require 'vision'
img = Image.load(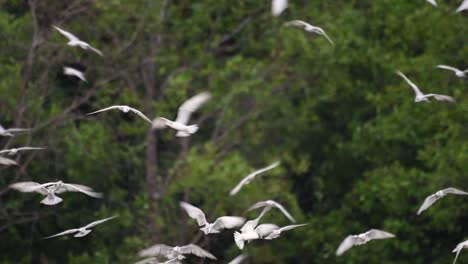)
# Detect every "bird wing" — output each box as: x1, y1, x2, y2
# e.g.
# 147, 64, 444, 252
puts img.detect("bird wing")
85, 216, 117, 229
285, 20, 309, 29
396, 71, 425, 97
228, 254, 248, 264
417, 193, 440, 215
129, 107, 153, 124
151, 117, 169, 130
5, 128, 30, 133
9, 182, 47, 194
250, 161, 281, 177
321, 31, 335, 46
53, 25, 79, 42
229, 176, 251, 196
175, 92, 211, 125
179, 201, 207, 226
134, 257, 159, 264
44, 228, 80, 239
277, 223, 308, 233
444, 188, 468, 196
87, 45, 104, 56
179, 244, 217, 260
456, 0, 468, 12
86, 106, 122, 115
139, 244, 174, 258
437, 65, 460, 73
271, 200, 296, 222
0, 156, 17, 166
336, 235, 357, 256
254, 223, 279, 237
366, 229, 396, 240
426, 0, 438, 7
16, 147, 46, 152
59, 183, 103, 198
241, 207, 271, 233
425, 94, 455, 102
212, 216, 246, 230
272, 0, 288, 16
